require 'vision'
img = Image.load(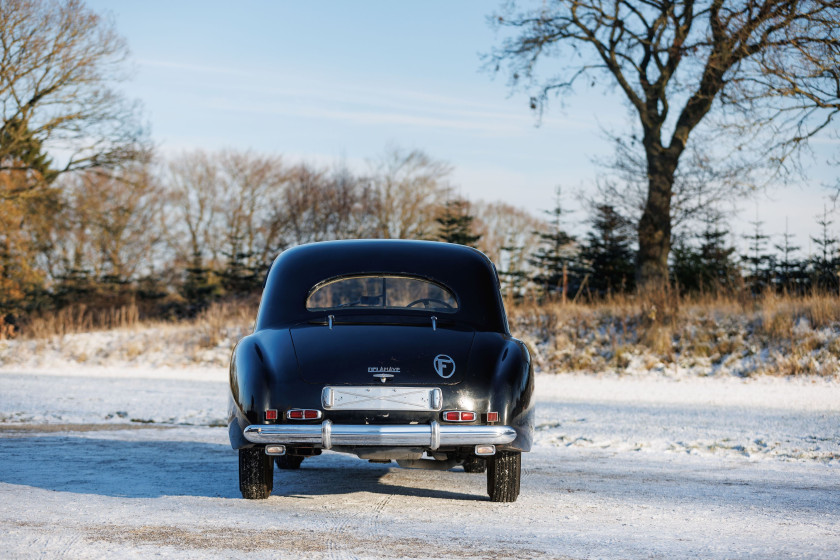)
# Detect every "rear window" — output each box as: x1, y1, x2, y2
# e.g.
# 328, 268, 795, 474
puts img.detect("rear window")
306, 275, 458, 312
